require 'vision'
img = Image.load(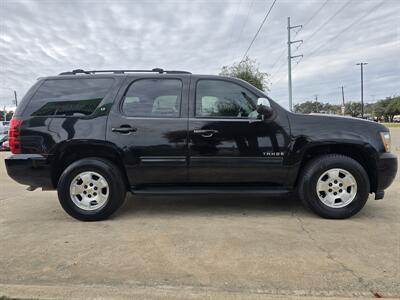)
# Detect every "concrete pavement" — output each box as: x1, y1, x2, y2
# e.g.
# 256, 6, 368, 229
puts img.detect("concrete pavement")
0, 129, 399, 299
